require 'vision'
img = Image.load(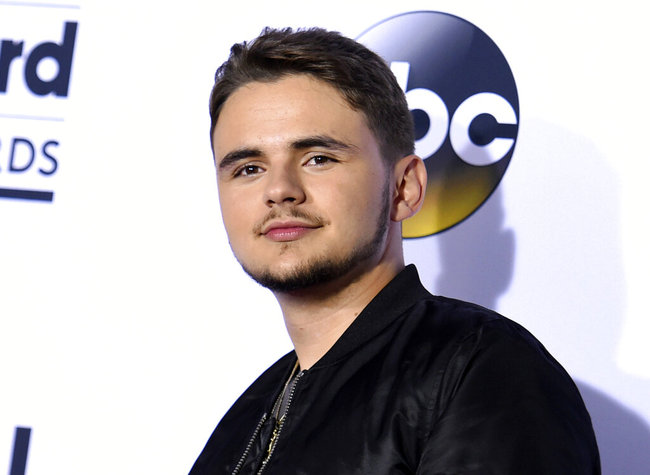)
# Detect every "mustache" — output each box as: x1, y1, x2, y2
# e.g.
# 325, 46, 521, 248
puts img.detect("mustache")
253, 208, 327, 234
